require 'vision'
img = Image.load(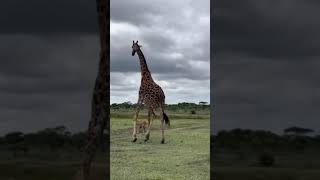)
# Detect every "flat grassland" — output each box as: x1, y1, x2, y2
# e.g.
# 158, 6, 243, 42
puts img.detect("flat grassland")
213, 167, 320, 180
110, 110, 210, 180
0, 151, 106, 180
